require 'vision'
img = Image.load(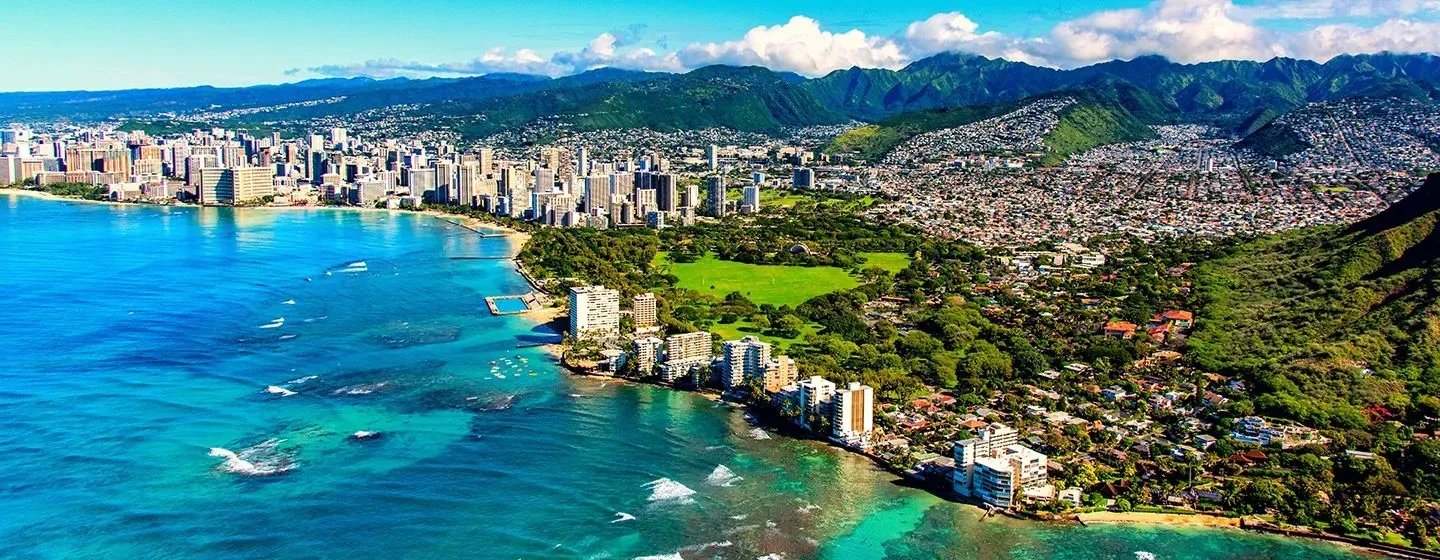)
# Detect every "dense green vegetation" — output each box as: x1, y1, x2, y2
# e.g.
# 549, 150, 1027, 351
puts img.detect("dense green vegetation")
436, 66, 845, 139
32, 182, 109, 200
1040, 95, 1158, 166
1190, 173, 1440, 432
823, 103, 1016, 160
1235, 121, 1312, 159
